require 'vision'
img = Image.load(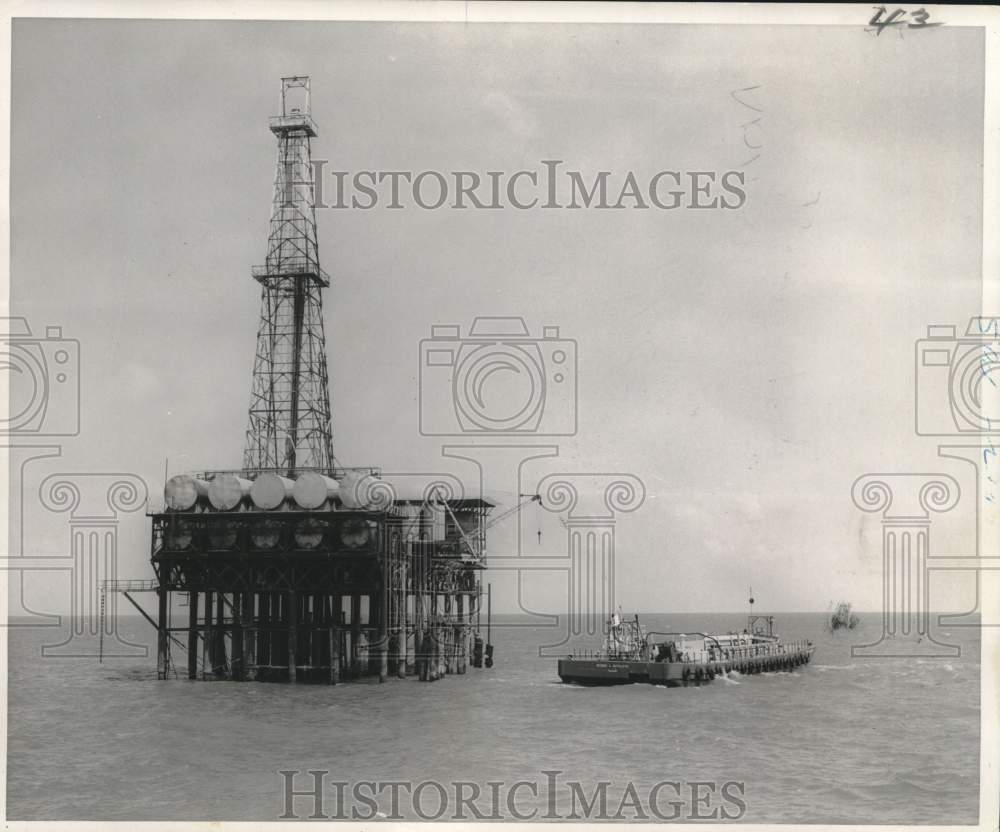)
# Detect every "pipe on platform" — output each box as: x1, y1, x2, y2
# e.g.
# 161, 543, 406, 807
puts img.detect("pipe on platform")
208, 474, 252, 511
164, 474, 209, 511
291, 472, 340, 509
250, 473, 294, 510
